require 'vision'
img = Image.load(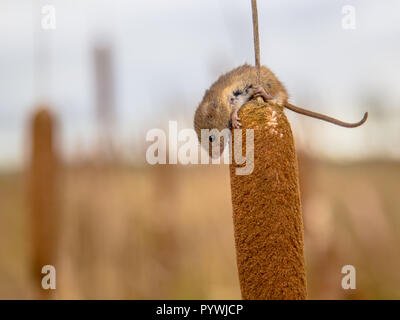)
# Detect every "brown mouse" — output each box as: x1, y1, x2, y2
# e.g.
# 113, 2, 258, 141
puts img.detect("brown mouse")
194, 63, 367, 157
